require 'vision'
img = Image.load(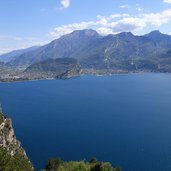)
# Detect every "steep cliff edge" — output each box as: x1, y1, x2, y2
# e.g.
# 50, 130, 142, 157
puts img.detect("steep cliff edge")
0, 112, 33, 171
